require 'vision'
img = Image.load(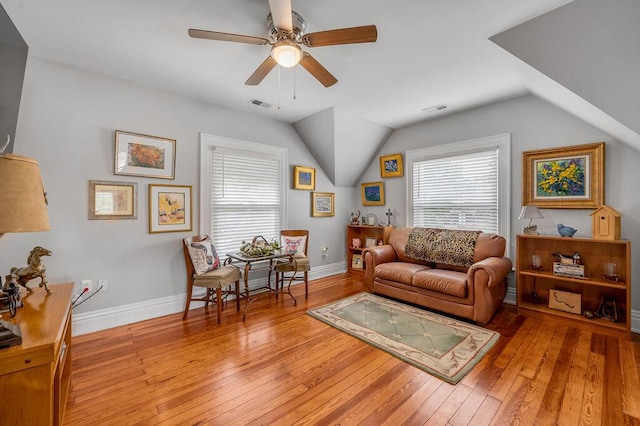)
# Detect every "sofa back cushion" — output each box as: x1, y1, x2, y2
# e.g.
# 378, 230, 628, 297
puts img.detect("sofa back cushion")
388, 227, 506, 270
